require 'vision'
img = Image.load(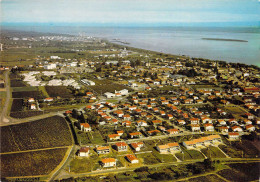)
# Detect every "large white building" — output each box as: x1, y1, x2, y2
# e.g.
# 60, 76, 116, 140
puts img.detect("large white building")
44, 63, 56, 70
